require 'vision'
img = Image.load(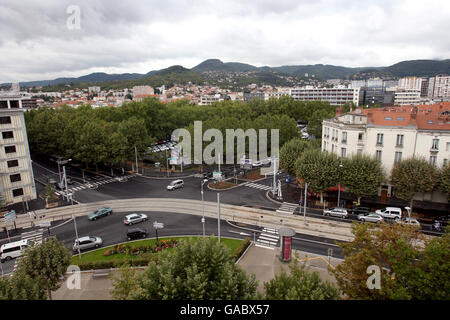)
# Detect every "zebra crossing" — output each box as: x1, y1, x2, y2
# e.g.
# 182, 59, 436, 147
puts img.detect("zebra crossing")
276, 202, 299, 215
12, 229, 44, 272
54, 175, 132, 196
255, 227, 279, 249
242, 182, 272, 191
